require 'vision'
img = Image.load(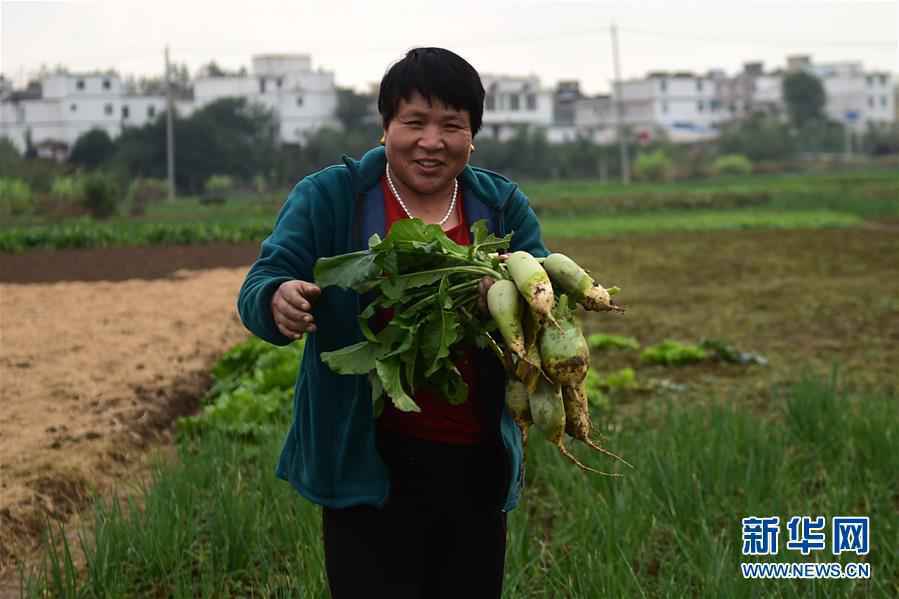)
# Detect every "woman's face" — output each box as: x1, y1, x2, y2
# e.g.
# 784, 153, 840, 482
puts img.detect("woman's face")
384, 91, 473, 199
